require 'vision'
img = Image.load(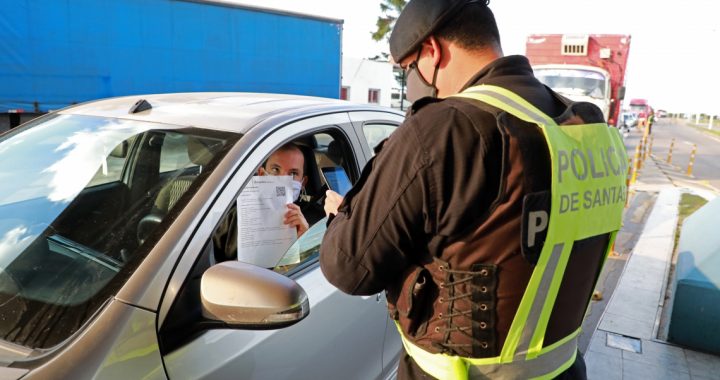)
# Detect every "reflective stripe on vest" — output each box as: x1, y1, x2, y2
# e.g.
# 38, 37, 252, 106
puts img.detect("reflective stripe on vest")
398, 85, 628, 380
